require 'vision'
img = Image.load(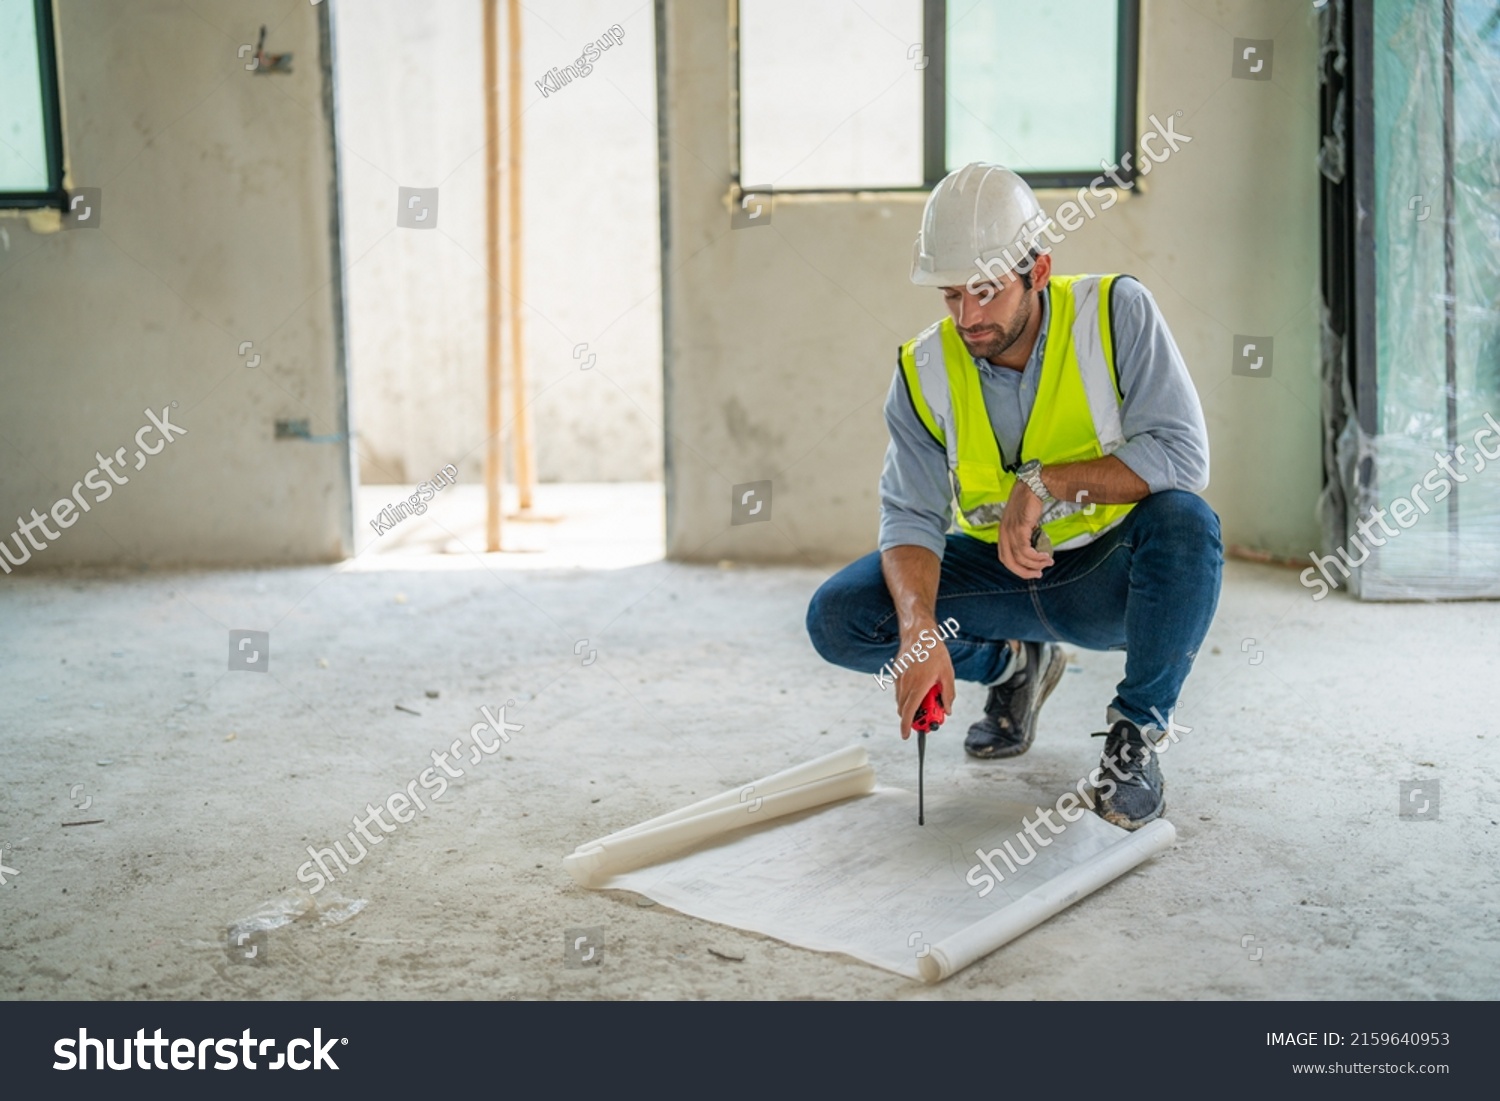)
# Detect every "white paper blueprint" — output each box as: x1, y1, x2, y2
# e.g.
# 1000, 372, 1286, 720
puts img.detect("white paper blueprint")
567, 747, 1175, 981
